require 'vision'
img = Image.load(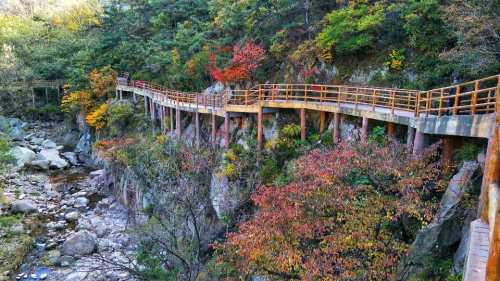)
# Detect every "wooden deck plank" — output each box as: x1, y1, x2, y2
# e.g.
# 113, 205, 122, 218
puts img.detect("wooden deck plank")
464, 219, 490, 281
